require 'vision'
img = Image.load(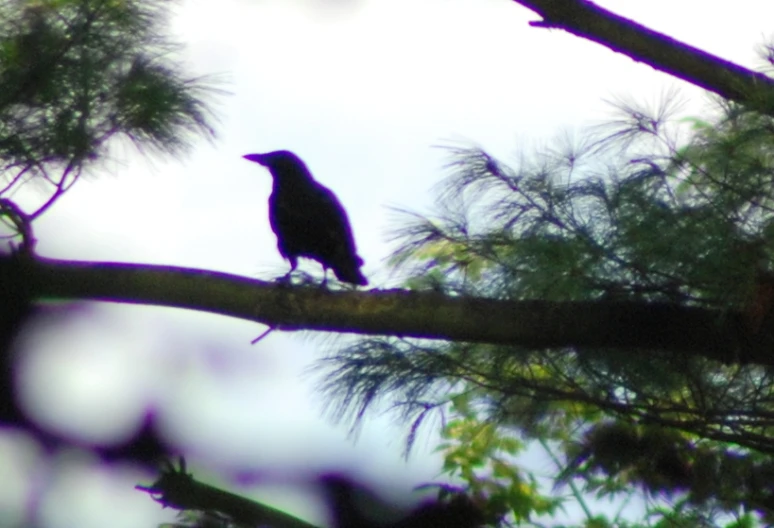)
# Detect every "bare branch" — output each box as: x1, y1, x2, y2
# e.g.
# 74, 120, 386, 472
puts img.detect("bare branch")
513, 0, 774, 115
